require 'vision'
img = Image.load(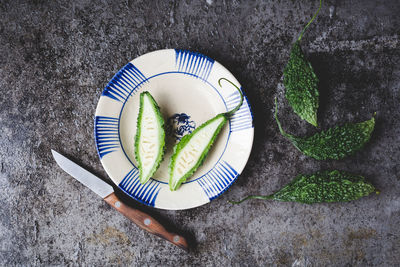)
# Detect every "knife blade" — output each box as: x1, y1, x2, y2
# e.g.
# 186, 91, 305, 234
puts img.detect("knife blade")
51, 149, 188, 251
